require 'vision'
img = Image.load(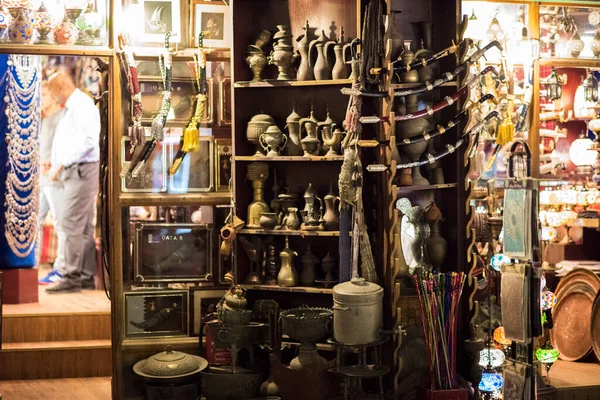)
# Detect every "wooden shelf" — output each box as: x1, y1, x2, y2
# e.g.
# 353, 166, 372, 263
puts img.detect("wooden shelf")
122, 337, 199, 351
132, 47, 230, 61
568, 218, 600, 229
118, 192, 232, 206
390, 81, 458, 89
397, 183, 457, 192
238, 229, 340, 237
0, 44, 113, 57
242, 284, 333, 294
540, 58, 600, 68
234, 79, 352, 88
234, 155, 344, 162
